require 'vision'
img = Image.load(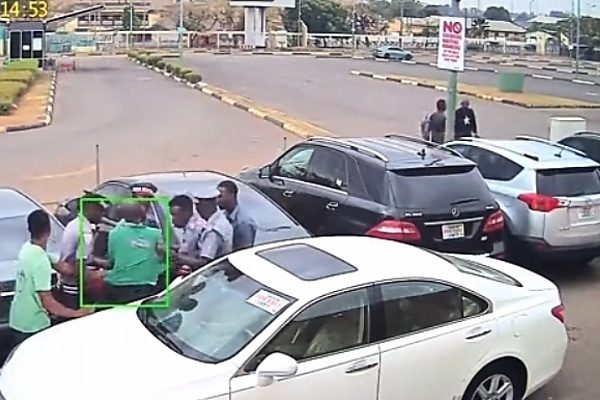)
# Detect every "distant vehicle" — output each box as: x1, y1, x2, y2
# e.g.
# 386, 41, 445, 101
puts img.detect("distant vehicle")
445, 136, 600, 265
239, 135, 504, 256
372, 45, 414, 60
0, 236, 567, 400
54, 170, 311, 247
557, 131, 600, 164
0, 188, 64, 362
